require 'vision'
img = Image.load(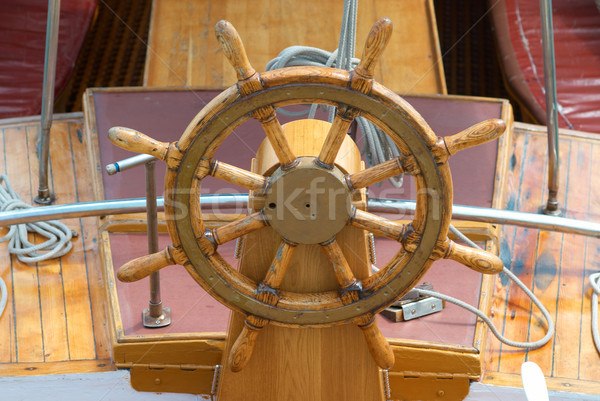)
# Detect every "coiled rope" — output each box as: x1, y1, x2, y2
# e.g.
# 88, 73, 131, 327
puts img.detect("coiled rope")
266, 0, 404, 188
0, 174, 75, 319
